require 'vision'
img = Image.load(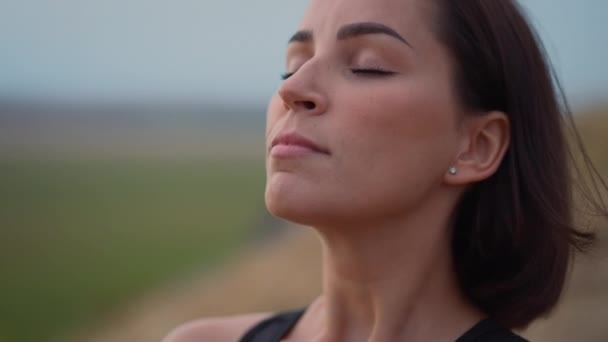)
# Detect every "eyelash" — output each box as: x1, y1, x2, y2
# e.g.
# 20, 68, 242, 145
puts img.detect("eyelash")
280, 72, 295, 80
351, 68, 396, 77
280, 68, 395, 80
